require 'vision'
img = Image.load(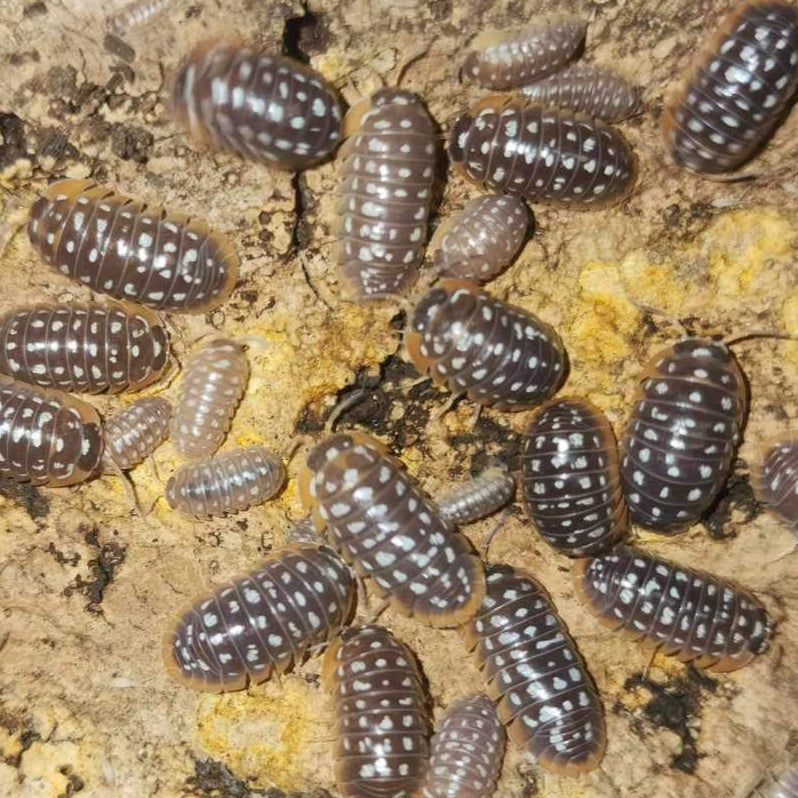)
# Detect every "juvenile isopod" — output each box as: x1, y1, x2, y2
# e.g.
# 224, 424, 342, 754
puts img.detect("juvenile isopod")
754, 435, 798, 535
576, 544, 772, 671
103, 395, 172, 471
28, 180, 238, 313
170, 42, 343, 170
749, 766, 798, 797
107, 0, 173, 35
0, 304, 169, 394
437, 466, 516, 528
